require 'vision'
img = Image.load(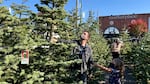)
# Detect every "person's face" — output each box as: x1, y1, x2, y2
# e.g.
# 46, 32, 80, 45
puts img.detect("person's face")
81, 32, 89, 40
